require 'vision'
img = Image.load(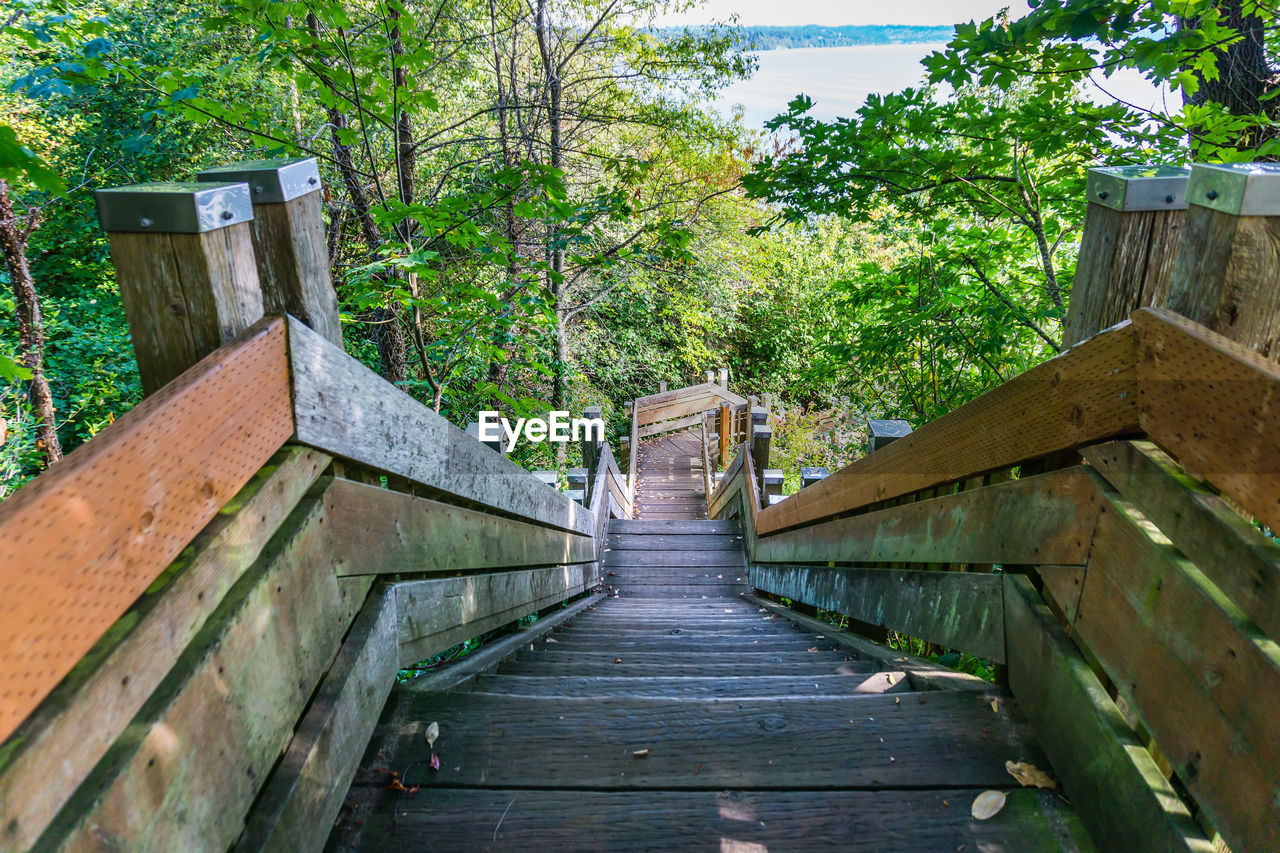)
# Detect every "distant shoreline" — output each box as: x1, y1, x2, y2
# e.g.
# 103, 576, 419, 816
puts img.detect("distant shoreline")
653, 24, 955, 50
